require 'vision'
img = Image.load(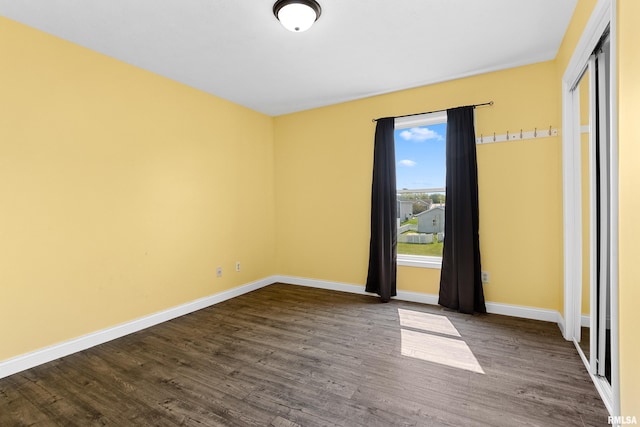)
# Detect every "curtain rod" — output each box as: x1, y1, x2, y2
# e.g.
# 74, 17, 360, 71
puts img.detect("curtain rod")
371, 101, 494, 122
